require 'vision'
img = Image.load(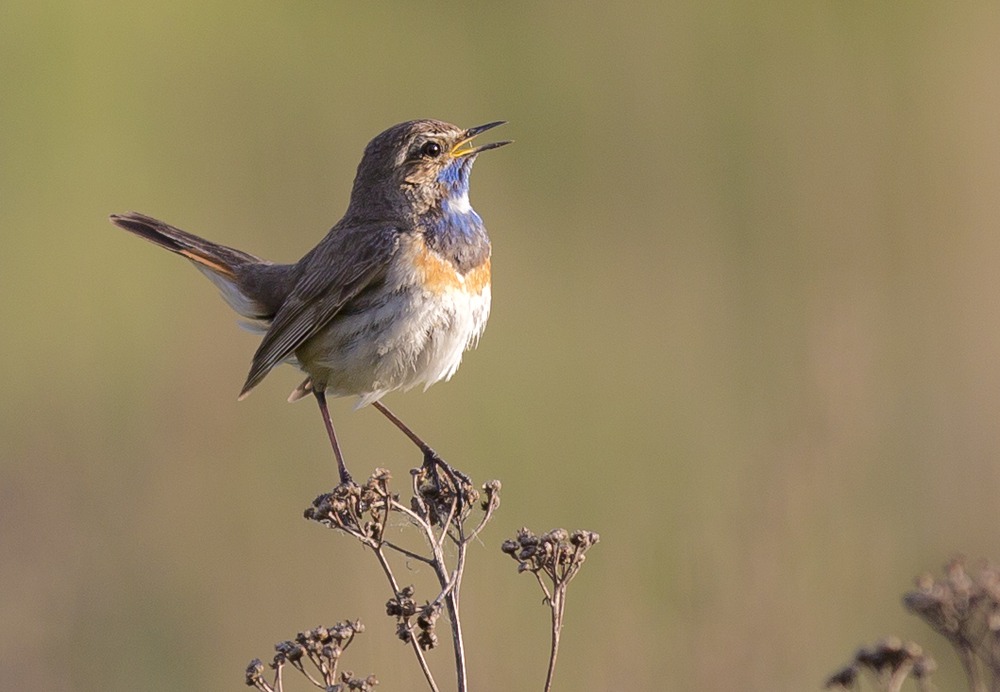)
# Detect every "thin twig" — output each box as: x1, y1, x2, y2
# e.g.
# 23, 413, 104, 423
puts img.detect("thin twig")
544, 590, 563, 692
428, 496, 468, 692
957, 646, 987, 692
371, 536, 440, 692
382, 540, 435, 564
